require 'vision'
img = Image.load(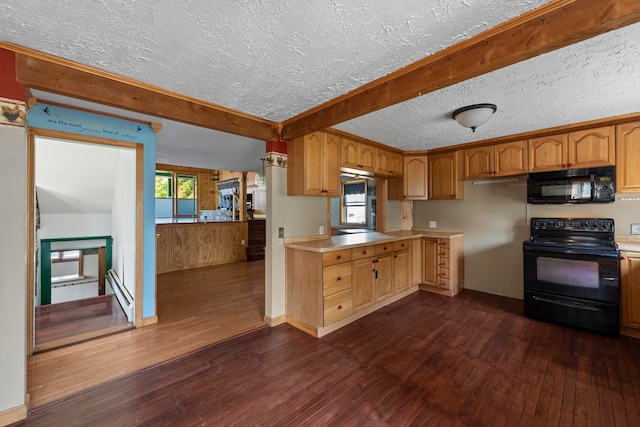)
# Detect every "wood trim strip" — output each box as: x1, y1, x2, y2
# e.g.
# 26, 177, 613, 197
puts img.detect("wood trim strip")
27, 133, 35, 355
135, 144, 144, 327
4, 42, 278, 141
280, 0, 640, 140
0, 404, 28, 425
263, 314, 286, 327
